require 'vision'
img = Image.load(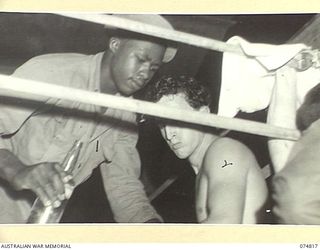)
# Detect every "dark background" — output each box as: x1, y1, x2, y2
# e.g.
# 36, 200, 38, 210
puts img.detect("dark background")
0, 13, 315, 223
